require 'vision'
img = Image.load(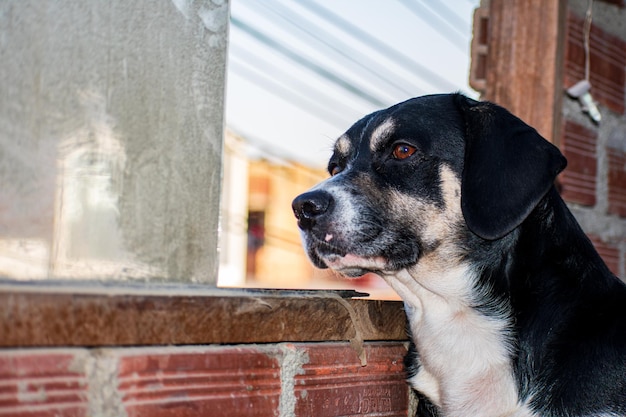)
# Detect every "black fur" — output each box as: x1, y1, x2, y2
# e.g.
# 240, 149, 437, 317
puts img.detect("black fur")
293, 93, 626, 416
456, 95, 567, 240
